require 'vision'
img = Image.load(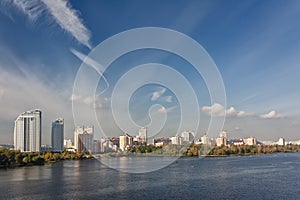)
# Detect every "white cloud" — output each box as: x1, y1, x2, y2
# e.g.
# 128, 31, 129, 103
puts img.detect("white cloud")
260, 111, 284, 119
42, 0, 92, 49
158, 106, 177, 113
202, 103, 225, 117
5, 0, 43, 21
201, 103, 253, 118
1, 0, 91, 49
151, 88, 166, 101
